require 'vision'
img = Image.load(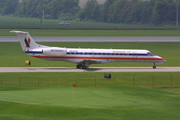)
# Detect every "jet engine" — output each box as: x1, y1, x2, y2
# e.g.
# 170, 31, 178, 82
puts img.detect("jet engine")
42, 47, 67, 56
